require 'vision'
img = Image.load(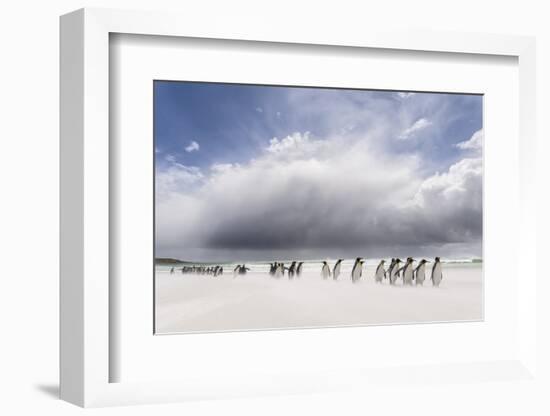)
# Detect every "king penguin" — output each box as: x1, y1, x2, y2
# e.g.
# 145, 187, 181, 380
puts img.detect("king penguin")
374, 260, 386, 283
296, 262, 304, 277
333, 259, 343, 280
414, 259, 429, 285
351, 257, 363, 283
431, 257, 443, 287
321, 261, 331, 279
387, 258, 395, 279
389, 258, 402, 285
275, 263, 285, 278
288, 261, 297, 279
233, 264, 241, 278
401, 258, 415, 285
